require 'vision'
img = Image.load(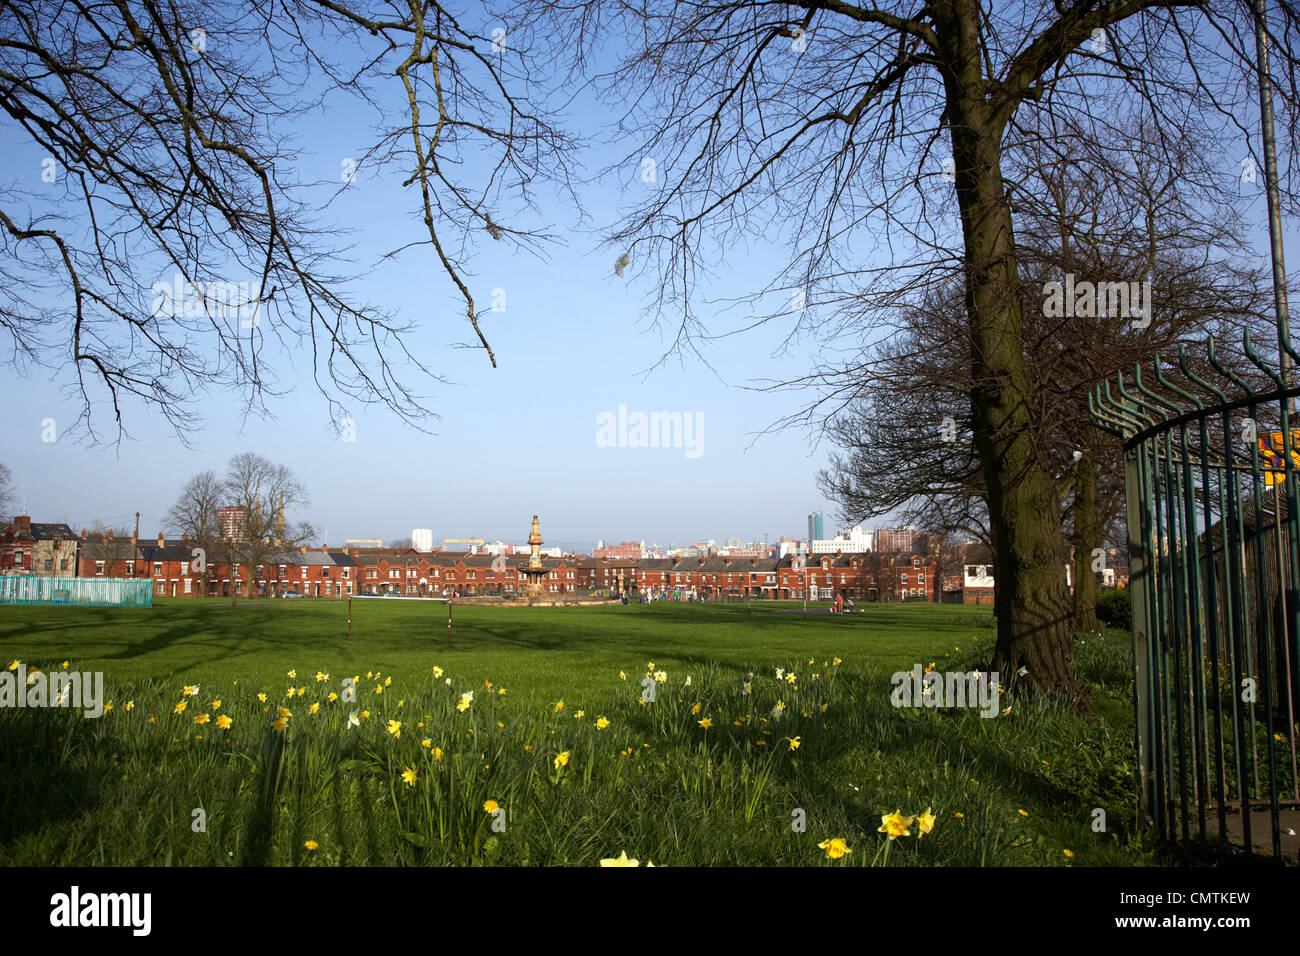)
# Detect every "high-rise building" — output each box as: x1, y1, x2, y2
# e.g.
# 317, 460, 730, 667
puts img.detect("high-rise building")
808, 511, 824, 542
218, 506, 248, 543
411, 529, 433, 552
876, 526, 916, 553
